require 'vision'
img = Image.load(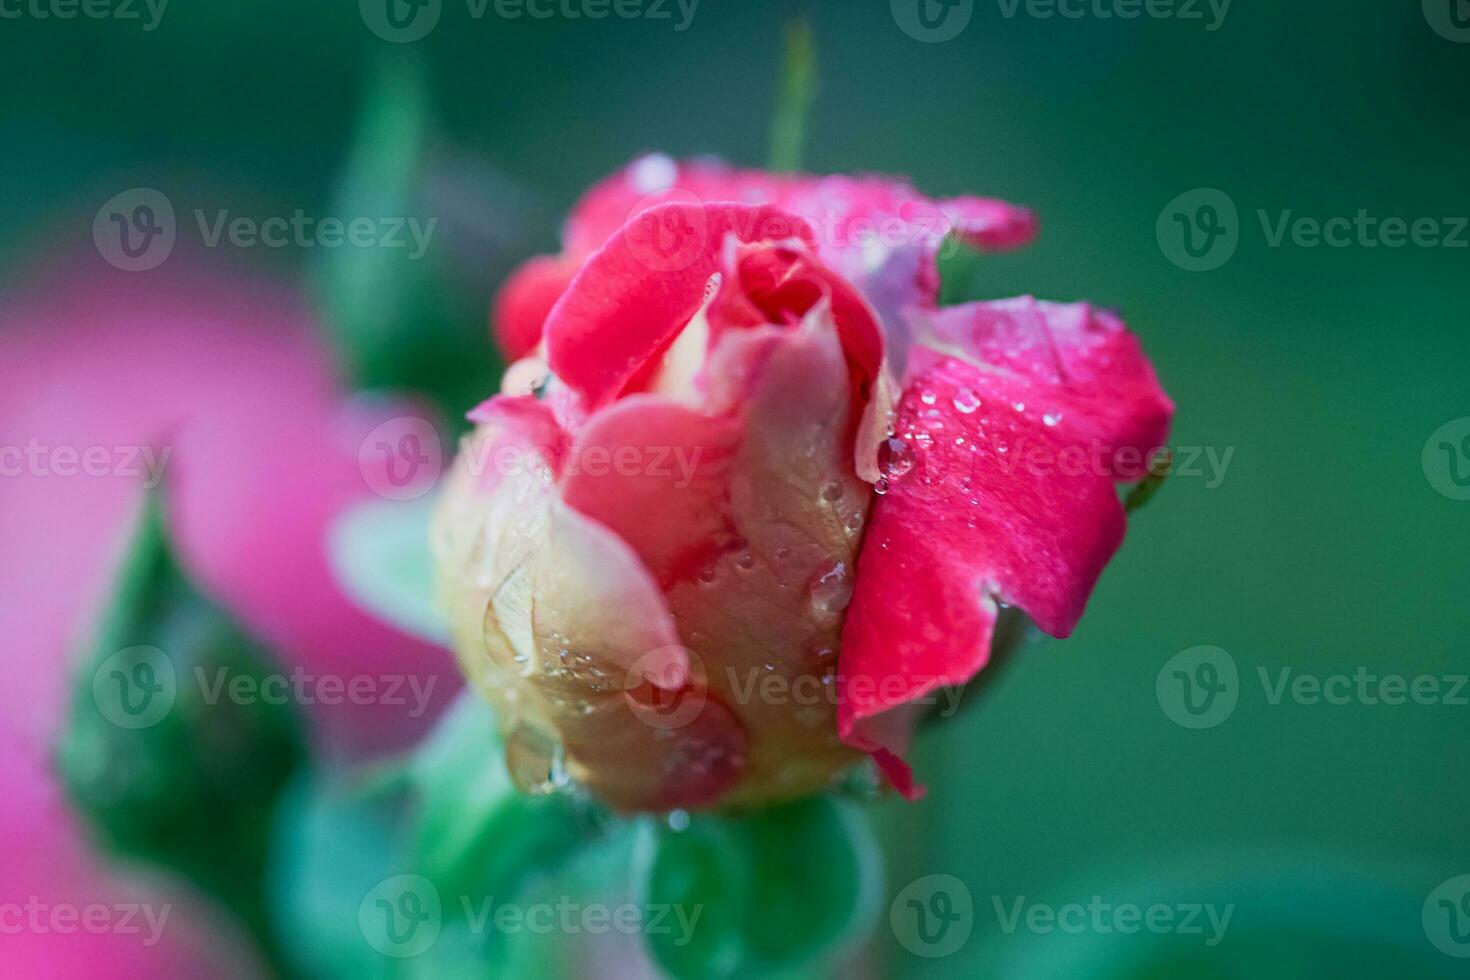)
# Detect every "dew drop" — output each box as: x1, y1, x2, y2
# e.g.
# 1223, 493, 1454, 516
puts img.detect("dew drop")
820, 481, 845, 503
1043, 412, 1062, 427
735, 552, 756, 571
873, 478, 889, 495
505, 724, 568, 796
878, 437, 915, 479
952, 387, 981, 413
808, 561, 854, 627
919, 390, 938, 406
